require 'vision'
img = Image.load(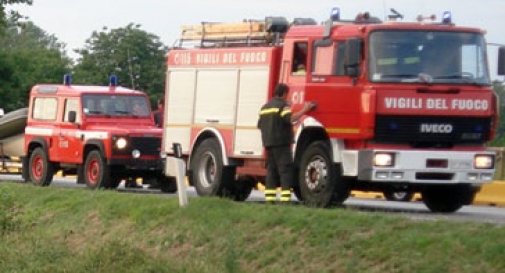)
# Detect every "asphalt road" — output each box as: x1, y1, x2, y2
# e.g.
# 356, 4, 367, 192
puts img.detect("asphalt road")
2, 174, 505, 225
